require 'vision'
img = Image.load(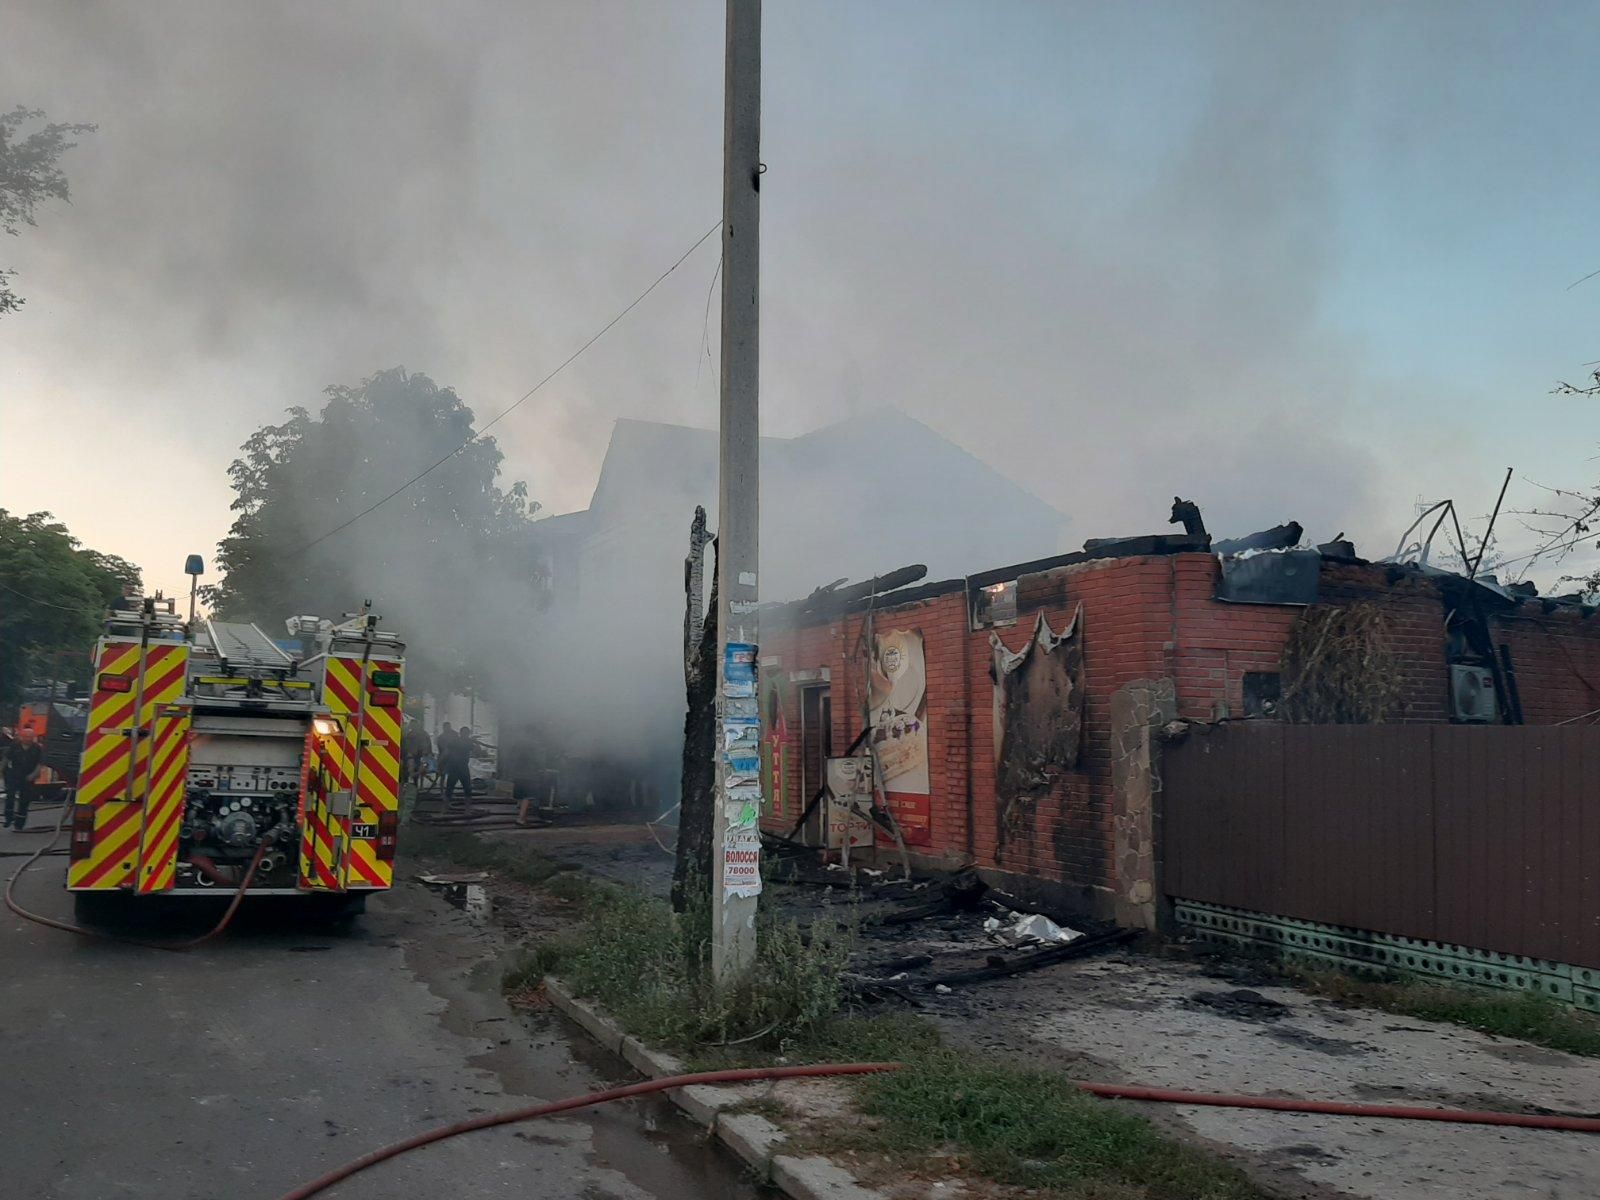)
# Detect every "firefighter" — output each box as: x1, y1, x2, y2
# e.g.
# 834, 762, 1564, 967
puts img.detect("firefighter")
401, 718, 431, 784
3, 726, 45, 831
440, 724, 474, 810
